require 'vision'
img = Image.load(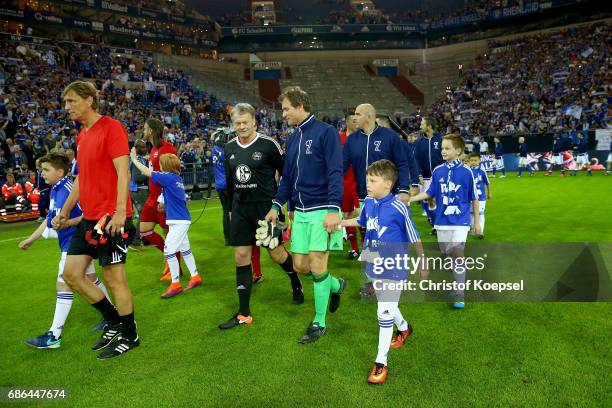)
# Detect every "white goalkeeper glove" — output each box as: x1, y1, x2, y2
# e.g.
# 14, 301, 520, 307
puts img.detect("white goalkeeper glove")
255, 220, 286, 249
